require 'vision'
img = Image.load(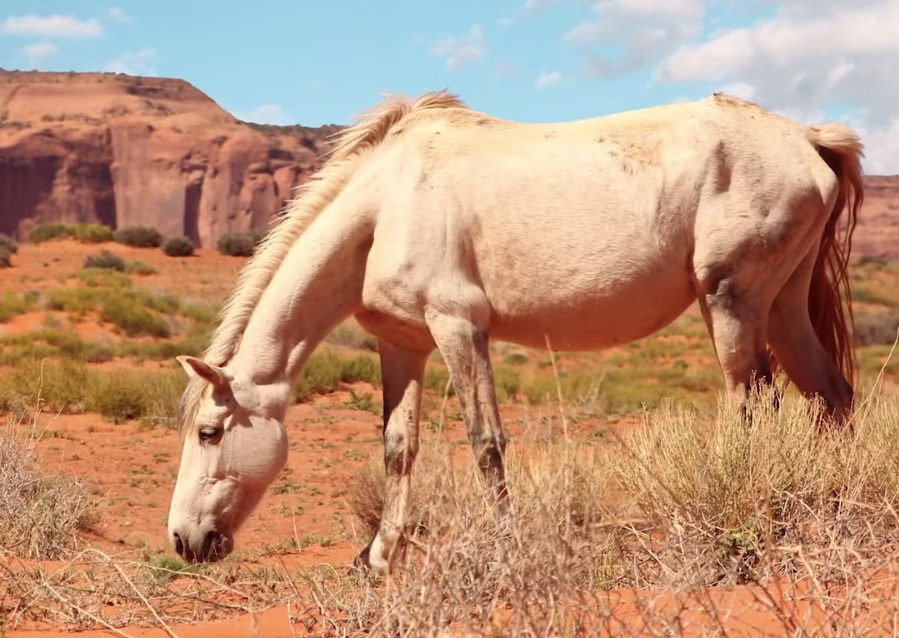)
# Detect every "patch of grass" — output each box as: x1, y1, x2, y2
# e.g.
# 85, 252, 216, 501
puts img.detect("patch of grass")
0, 358, 186, 425
74, 223, 113, 244
83, 249, 126, 272
0, 291, 37, 323
0, 421, 94, 559
28, 222, 77, 243
125, 260, 157, 276
44, 286, 177, 338
0, 330, 115, 365
294, 348, 381, 401
73, 267, 133, 288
